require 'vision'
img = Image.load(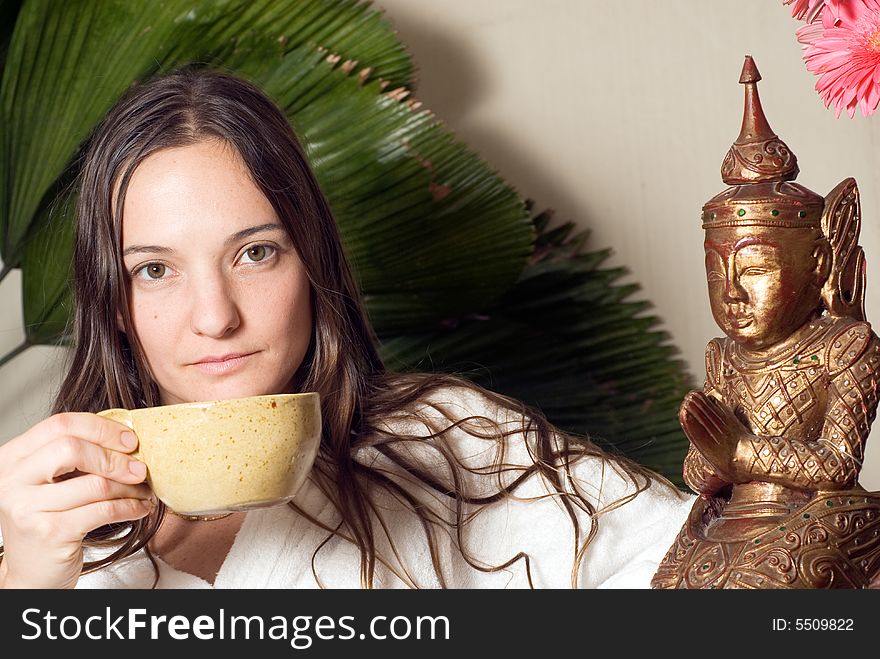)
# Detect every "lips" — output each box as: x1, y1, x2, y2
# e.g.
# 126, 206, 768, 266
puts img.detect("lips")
190, 352, 257, 375
728, 315, 753, 329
